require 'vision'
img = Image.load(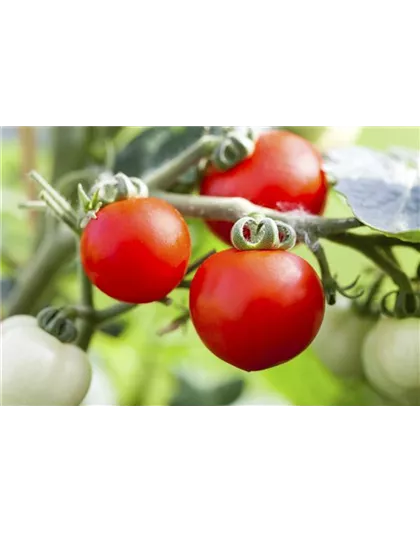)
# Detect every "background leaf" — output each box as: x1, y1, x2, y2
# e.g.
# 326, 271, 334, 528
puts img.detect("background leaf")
99, 320, 128, 338
207, 378, 245, 406
1, 278, 17, 299
324, 146, 420, 241
114, 126, 205, 178
170, 375, 246, 406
